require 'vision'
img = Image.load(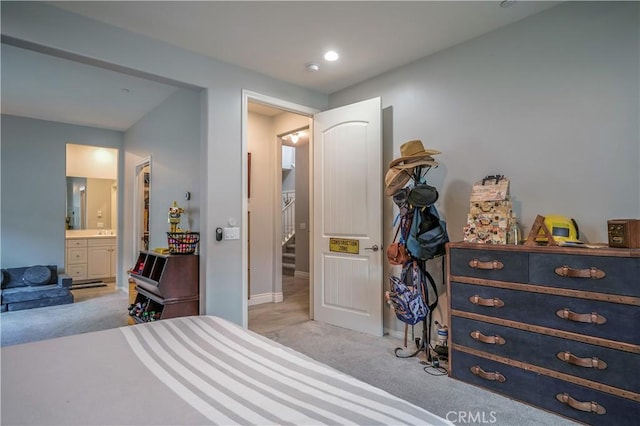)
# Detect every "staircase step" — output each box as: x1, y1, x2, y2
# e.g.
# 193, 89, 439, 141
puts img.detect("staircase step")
282, 262, 295, 276
283, 253, 296, 261
286, 244, 296, 253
